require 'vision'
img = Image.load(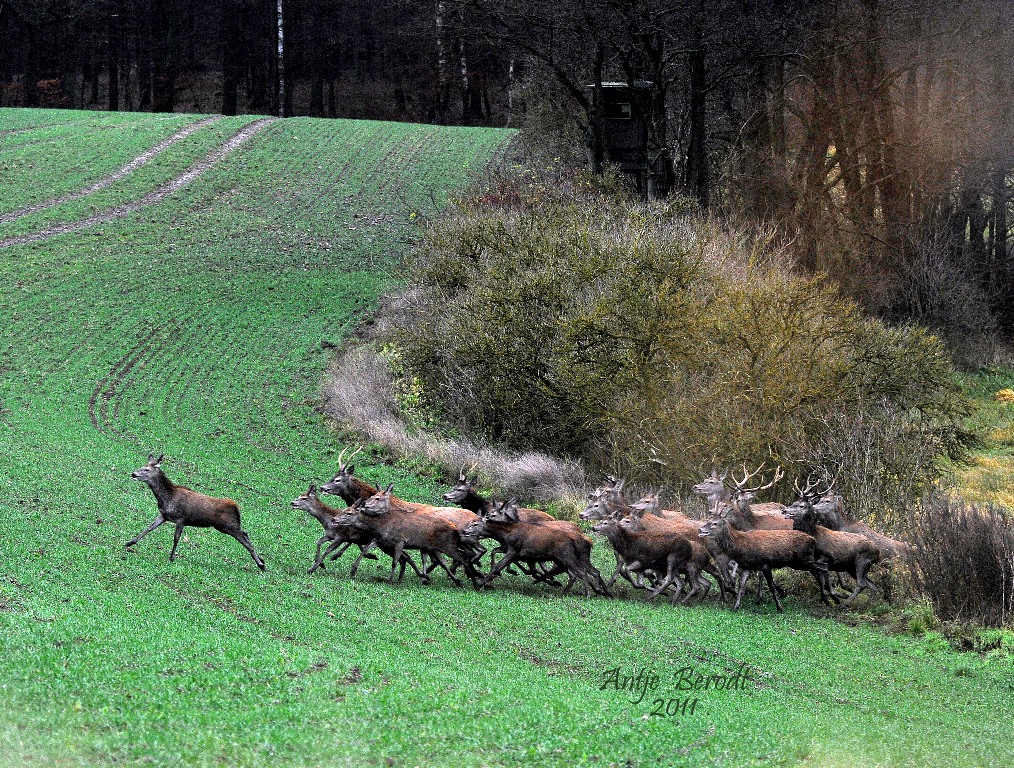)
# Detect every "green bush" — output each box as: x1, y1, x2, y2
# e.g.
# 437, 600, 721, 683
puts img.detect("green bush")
387, 170, 977, 506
